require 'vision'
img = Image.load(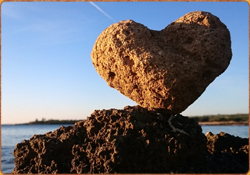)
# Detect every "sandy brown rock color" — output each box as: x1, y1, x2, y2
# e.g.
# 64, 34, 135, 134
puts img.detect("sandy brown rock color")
91, 11, 232, 113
